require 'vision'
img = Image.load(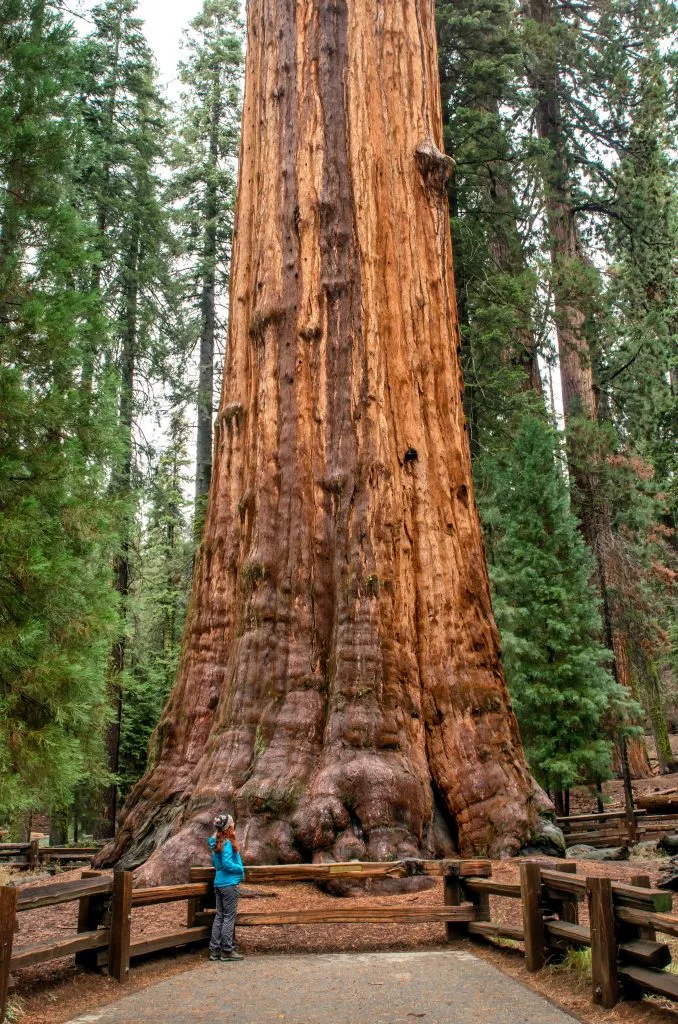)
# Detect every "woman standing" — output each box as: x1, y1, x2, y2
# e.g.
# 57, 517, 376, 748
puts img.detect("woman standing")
208, 813, 245, 961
